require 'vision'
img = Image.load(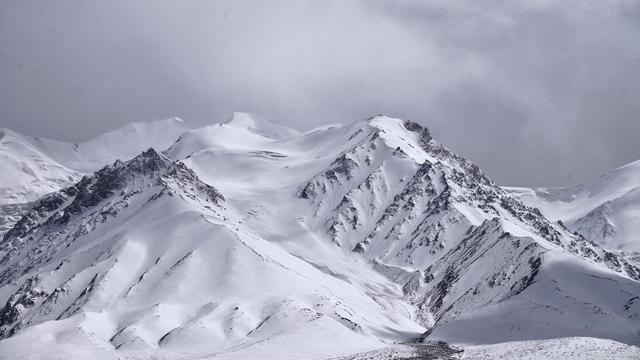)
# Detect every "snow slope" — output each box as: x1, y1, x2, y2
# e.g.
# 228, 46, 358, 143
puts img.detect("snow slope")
460, 337, 640, 360
0, 117, 188, 205
0, 128, 80, 205
507, 159, 640, 251
0, 114, 639, 359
